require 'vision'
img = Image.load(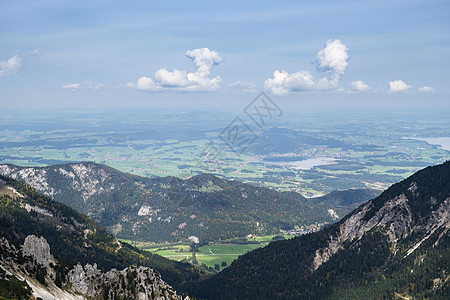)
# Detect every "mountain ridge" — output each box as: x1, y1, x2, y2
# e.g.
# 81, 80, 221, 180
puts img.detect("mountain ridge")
189, 160, 450, 299
0, 162, 379, 243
